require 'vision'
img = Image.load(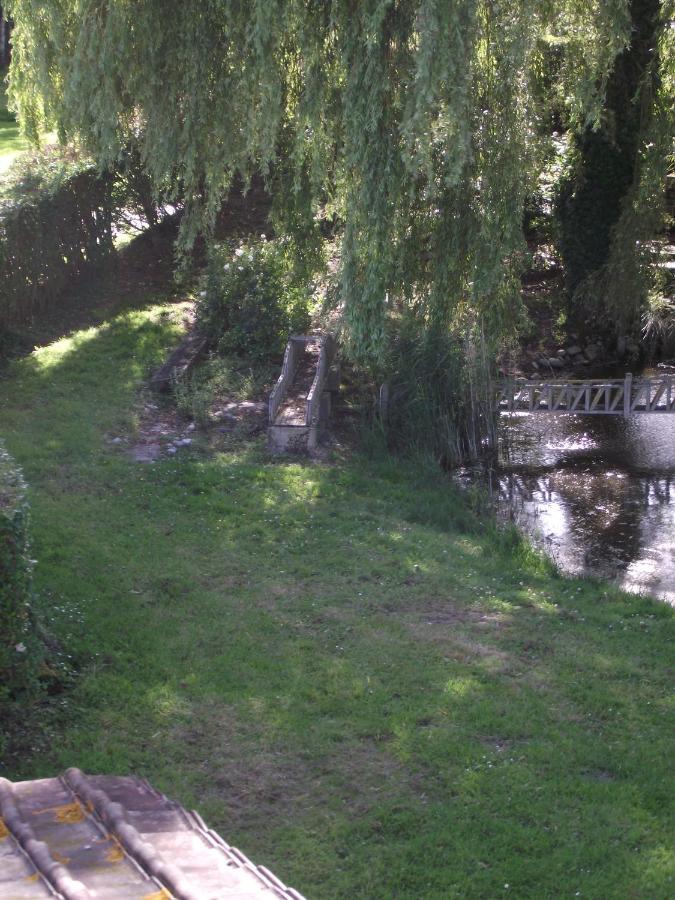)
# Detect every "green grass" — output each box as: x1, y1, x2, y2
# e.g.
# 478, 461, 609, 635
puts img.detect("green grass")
0, 73, 55, 173
0, 291, 673, 897
0, 76, 30, 172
